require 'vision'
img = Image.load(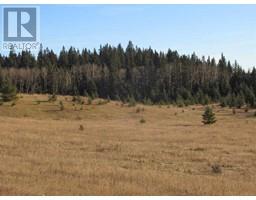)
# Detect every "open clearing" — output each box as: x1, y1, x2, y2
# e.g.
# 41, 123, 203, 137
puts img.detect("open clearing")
0, 94, 256, 195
